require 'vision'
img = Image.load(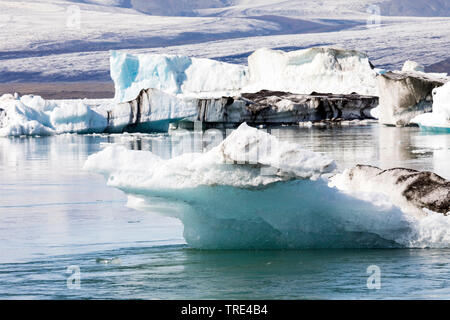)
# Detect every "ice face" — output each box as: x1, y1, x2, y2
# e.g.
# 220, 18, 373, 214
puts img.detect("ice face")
0, 94, 112, 136
110, 47, 380, 104
244, 47, 379, 96
84, 123, 450, 249
411, 81, 450, 128
0, 90, 197, 136
110, 51, 249, 103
